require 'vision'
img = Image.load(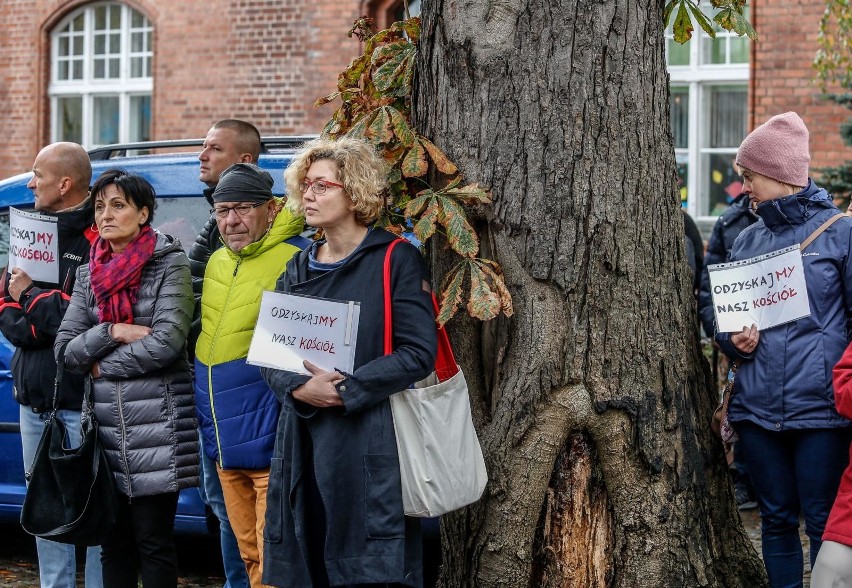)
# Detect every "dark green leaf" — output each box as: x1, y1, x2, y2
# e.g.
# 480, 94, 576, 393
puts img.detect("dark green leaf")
413, 199, 440, 242
437, 262, 468, 326
438, 196, 479, 257
388, 106, 415, 147
366, 106, 393, 143
404, 191, 433, 217
373, 44, 416, 95
673, 2, 694, 44
346, 111, 375, 139
687, 2, 716, 37
663, 0, 680, 29
401, 141, 428, 177
386, 166, 402, 185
